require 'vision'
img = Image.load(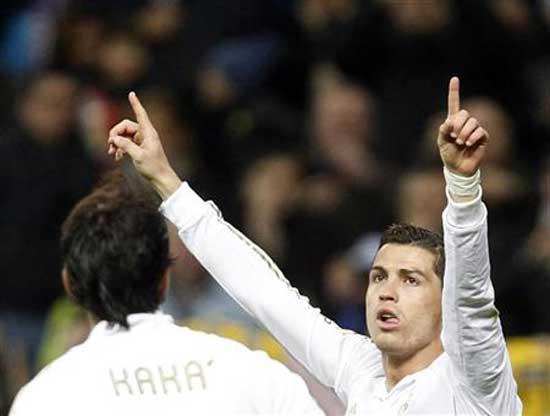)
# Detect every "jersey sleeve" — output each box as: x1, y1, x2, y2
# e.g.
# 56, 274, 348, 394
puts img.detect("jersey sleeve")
160, 183, 382, 404
441, 188, 522, 415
